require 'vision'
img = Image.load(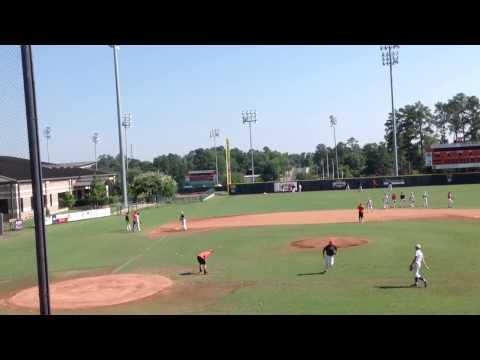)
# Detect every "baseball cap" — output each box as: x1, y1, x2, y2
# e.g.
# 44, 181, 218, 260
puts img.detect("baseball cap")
415, 244, 422, 249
